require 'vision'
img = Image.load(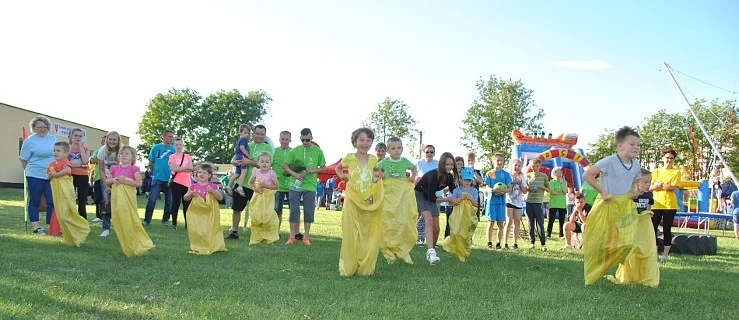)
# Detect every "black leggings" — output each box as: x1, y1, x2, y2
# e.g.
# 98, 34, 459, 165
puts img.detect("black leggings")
170, 182, 190, 227
72, 174, 89, 219
652, 209, 677, 246
547, 207, 567, 238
